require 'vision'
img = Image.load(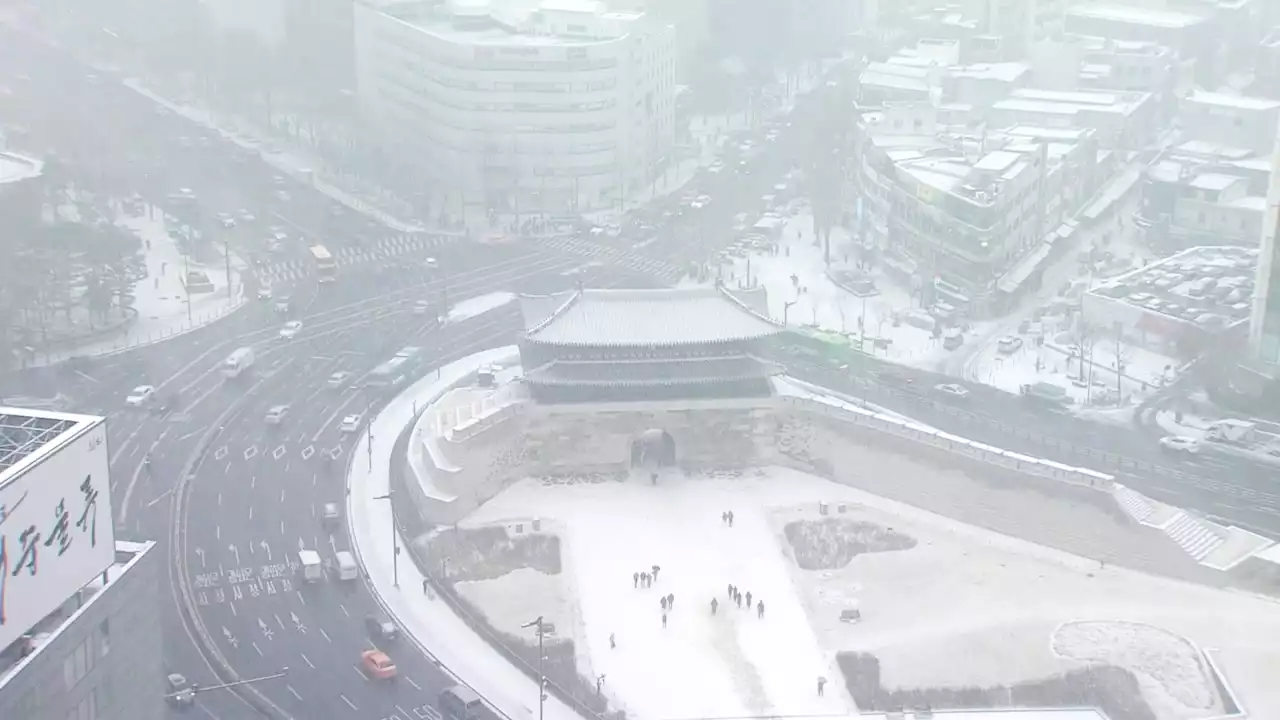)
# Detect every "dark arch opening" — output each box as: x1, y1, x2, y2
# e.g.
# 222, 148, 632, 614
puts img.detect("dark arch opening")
630, 428, 676, 468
